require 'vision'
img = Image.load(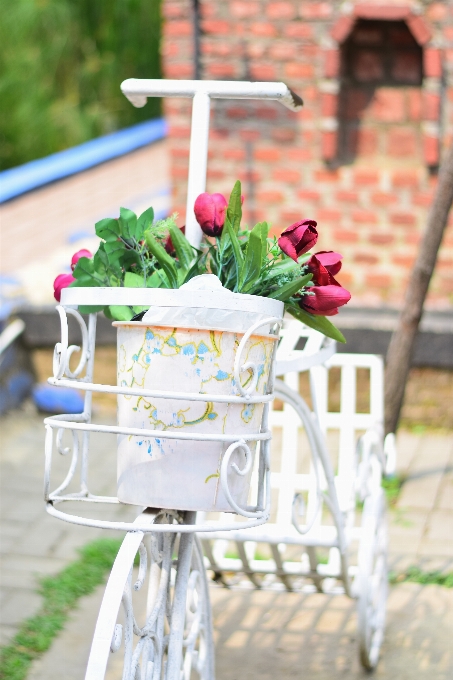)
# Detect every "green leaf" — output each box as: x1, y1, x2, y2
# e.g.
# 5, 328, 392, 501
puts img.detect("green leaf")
145, 232, 178, 288
169, 223, 194, 271
95, 218, 120, 242
78, 305, 105, 314
265, 258, 299, 282
136, 206, 155, 238
226, 180, 242, 233
108, 305, 134, 321
124, 272, 145, 288
103, 238, 126, 264
226, 222, 244, 289
146, 270, 165, 288
118, 207, 138, 241
268, 274, 313, 300
287, 304, 346, 343
72, 257, 103, 286
239, 222, 268, 293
